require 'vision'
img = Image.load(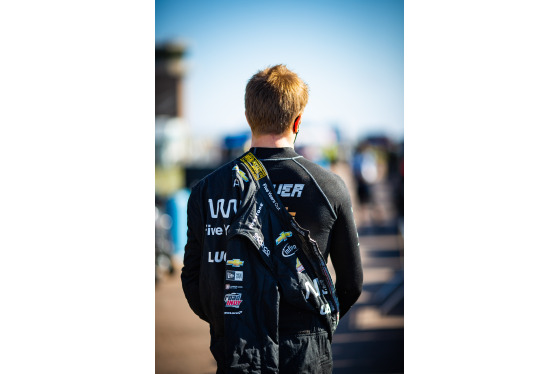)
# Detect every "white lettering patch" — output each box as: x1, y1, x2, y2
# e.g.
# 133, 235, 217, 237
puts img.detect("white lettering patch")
208, 199, 238, 218
304, 278, 328, 299
248, 202, 264, 229
273, 183, 305, 197
305, 280, 320, 300
205, 224, 230, 236
320, 303, 331, 315
262, 183, 281, 211
225, 284, 243, 290
208, 251, 226, 263
252, 232, 270, 257
281, 243, 298, 257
